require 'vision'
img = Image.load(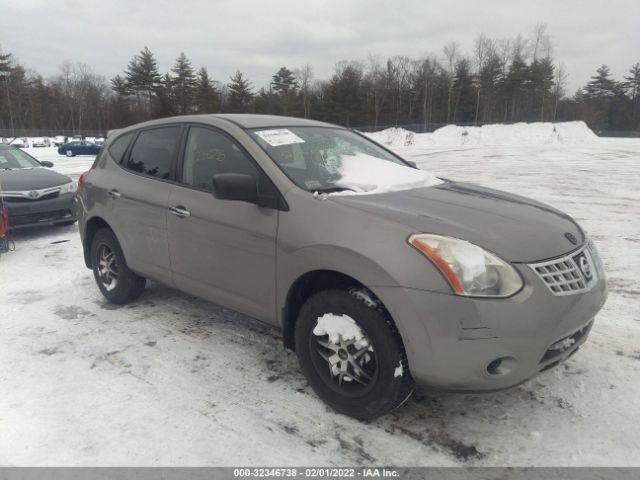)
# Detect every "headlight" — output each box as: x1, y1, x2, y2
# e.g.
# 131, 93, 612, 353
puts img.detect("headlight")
408, 233, 523, 297
58, 181, 76, 194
